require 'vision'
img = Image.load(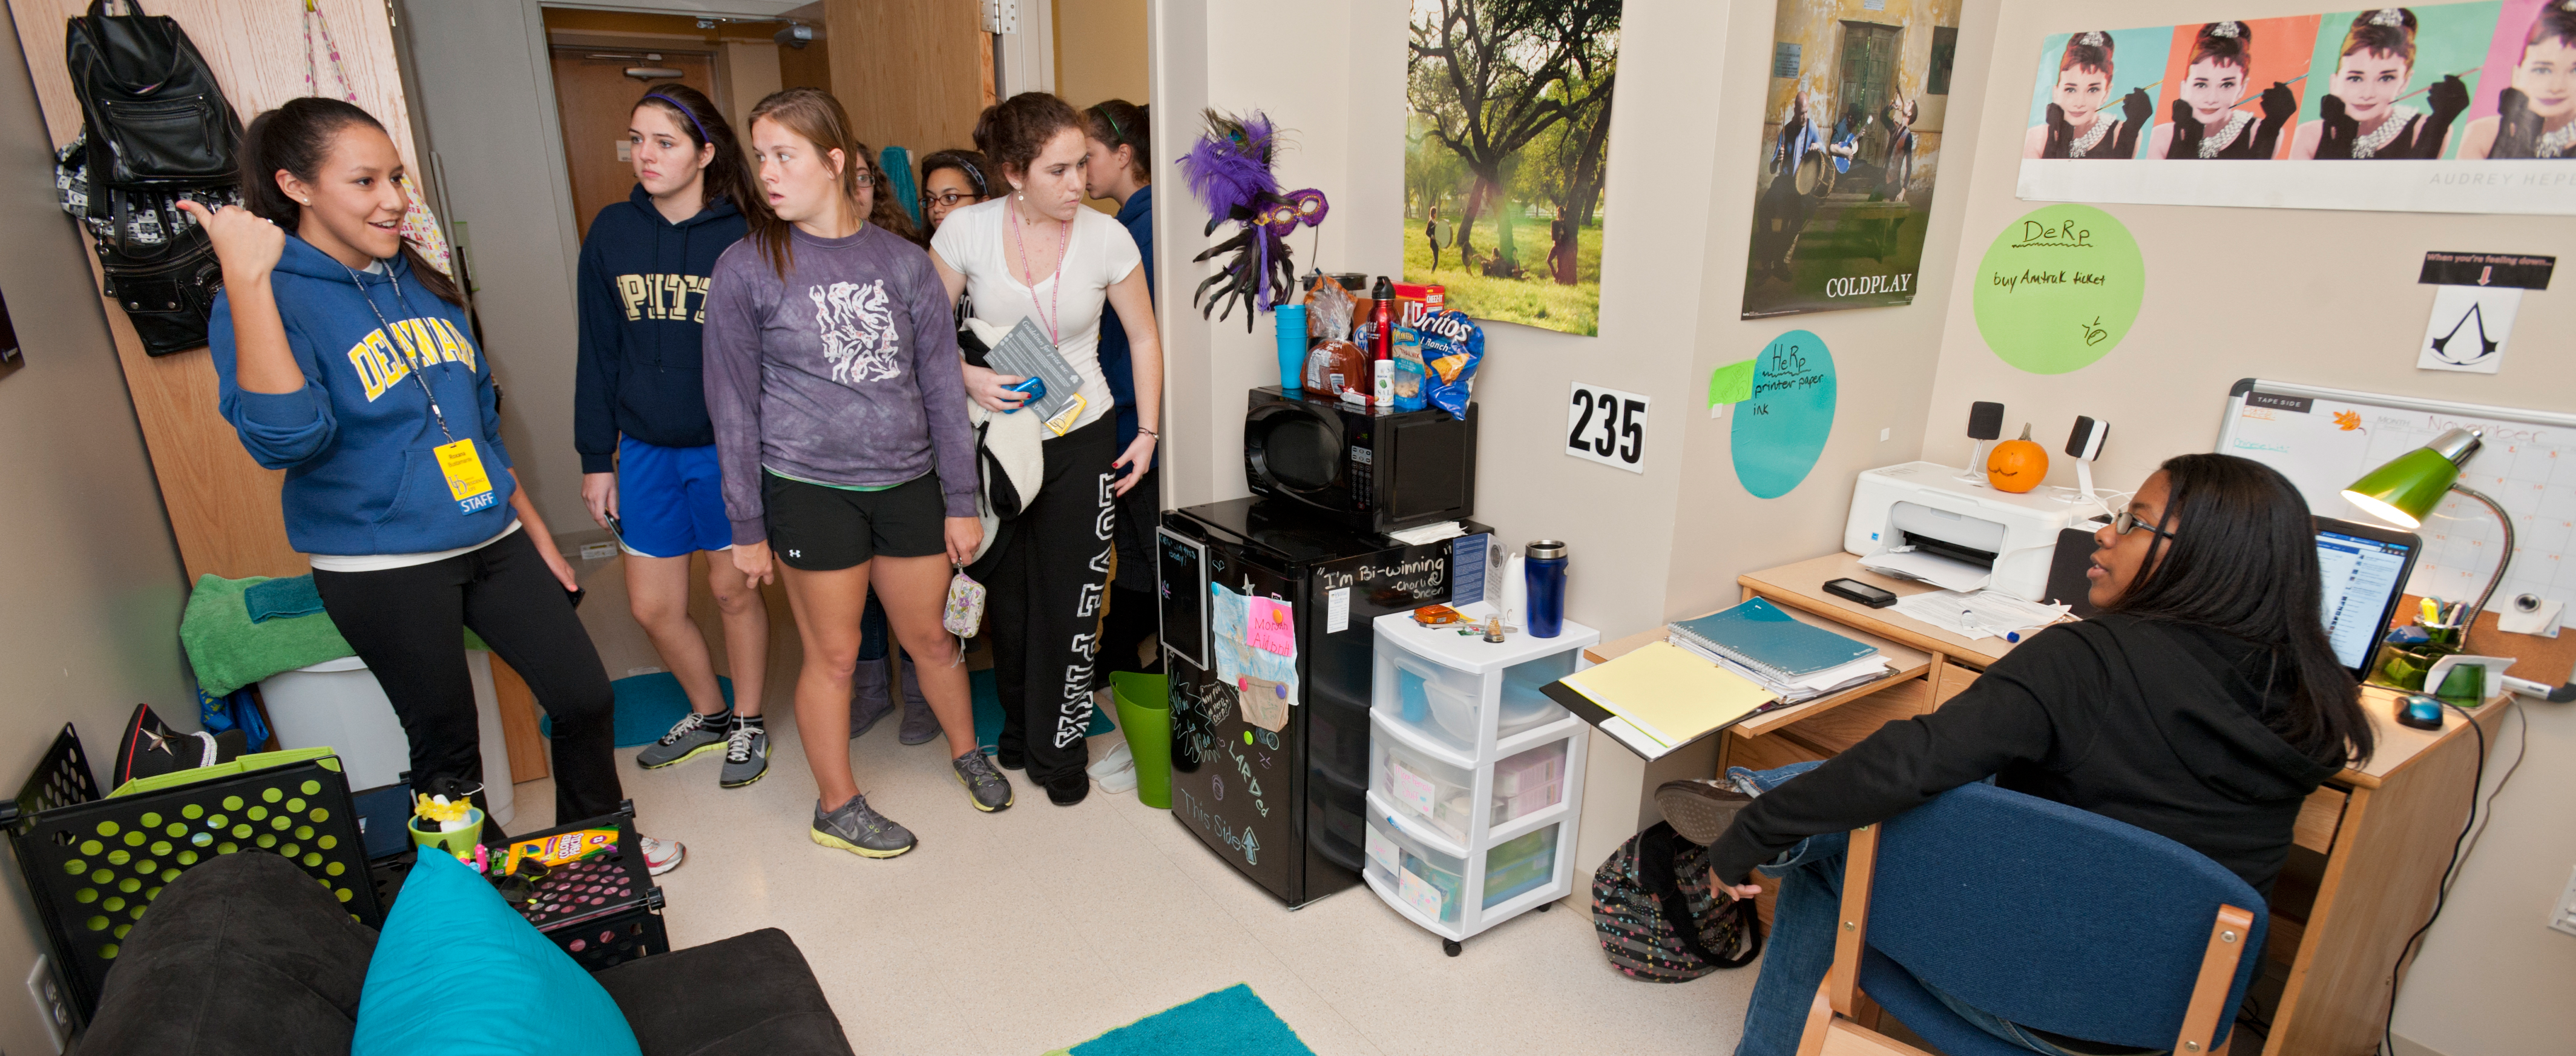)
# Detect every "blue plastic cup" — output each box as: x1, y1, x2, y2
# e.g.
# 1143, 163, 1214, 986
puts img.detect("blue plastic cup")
1274, 303, 1309, 395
